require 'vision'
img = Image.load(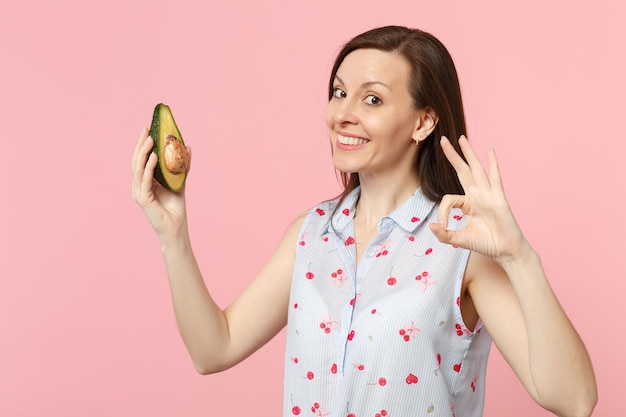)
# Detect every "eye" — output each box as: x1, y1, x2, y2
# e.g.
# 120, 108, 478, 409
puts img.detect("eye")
332, 87, 346, 99
364, 95, 382, 106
